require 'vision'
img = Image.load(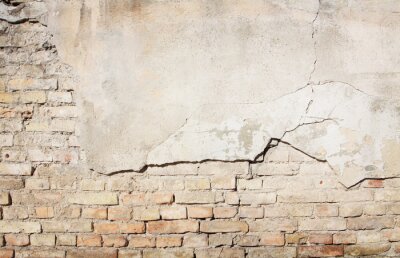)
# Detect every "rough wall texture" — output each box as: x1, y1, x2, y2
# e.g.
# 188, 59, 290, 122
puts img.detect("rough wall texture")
0, 0, 400, 258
